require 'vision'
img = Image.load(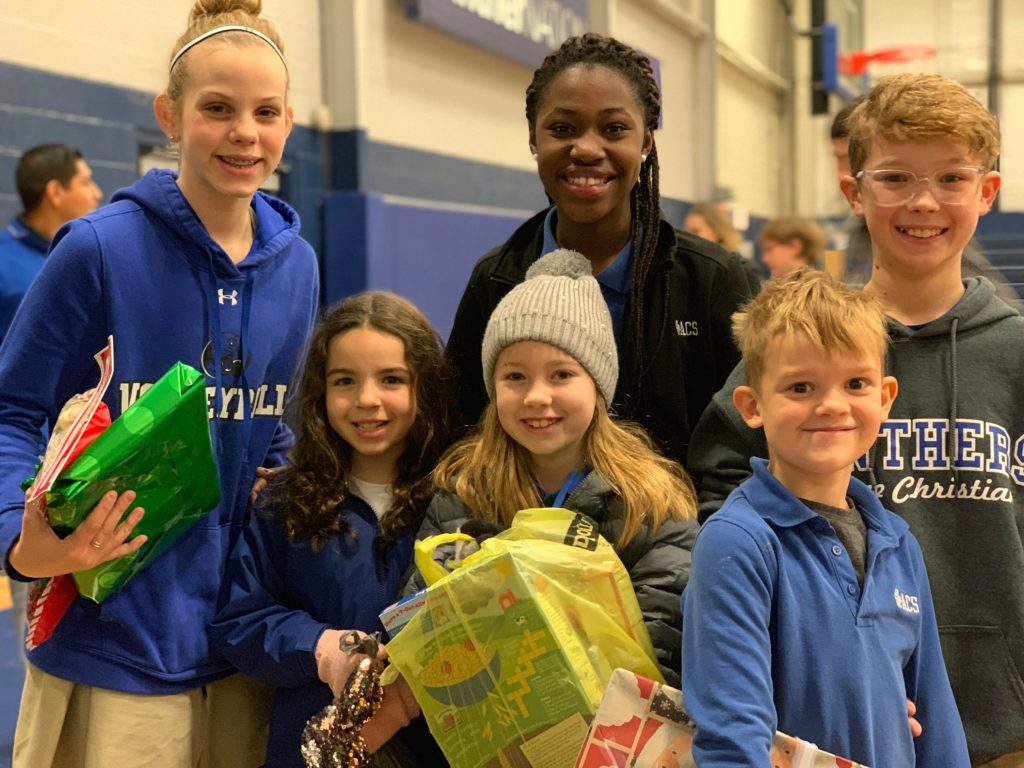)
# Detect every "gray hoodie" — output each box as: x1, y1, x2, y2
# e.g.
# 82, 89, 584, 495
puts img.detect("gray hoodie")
687, 277, 1024, 763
